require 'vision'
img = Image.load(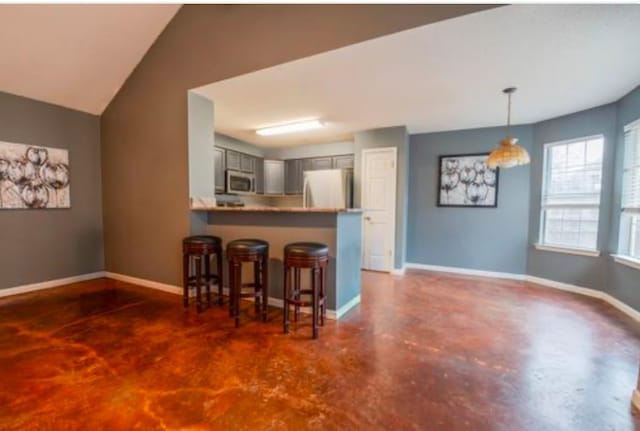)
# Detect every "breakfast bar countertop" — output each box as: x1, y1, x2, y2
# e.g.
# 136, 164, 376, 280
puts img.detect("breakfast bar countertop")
191, 205, 363, 213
